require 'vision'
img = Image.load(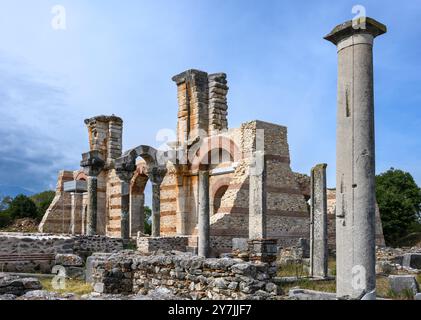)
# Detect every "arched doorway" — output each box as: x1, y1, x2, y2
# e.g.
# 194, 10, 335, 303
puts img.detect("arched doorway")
213, 185, 229, 215
130, 167, 149, 237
